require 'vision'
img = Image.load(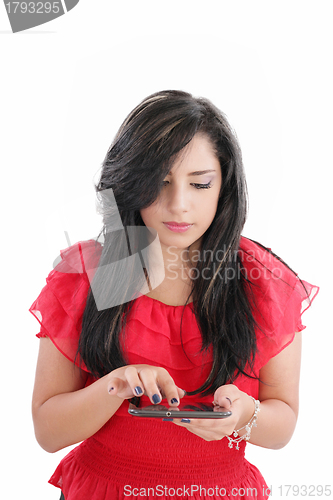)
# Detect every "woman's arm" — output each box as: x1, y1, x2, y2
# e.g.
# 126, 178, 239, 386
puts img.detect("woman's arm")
32, 338, 124, 453
172, 332, 302, 450
32, 338, 183, 453
247, 330, 302, 449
